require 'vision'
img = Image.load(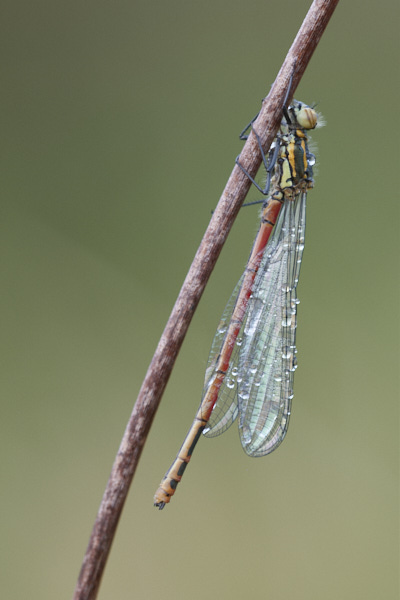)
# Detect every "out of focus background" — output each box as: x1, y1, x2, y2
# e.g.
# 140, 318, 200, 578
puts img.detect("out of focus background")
1, 1, 398, 598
